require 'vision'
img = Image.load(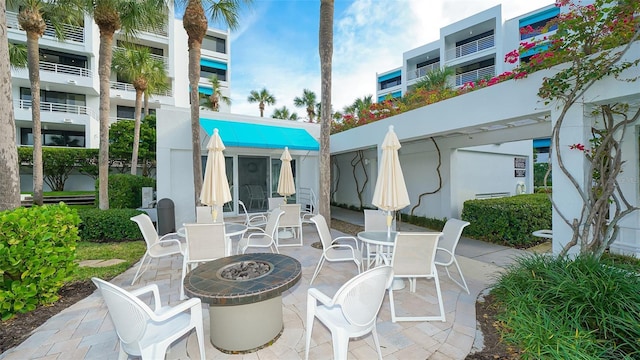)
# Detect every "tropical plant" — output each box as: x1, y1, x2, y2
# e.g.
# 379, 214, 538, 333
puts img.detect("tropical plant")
9, 0, 84, 205
0, 6, 21, 211
247, 87, 276, 117
86, 0, 167, 210
180, 0, 252, 205
508, 0, 640, 257
294, 88, 318, 122
199, 75, 230, 111
8, 42, 27, 68
271, 106, 298, 120
143, 58, 170, 117
108, 116, 156, 176
319, 0, 333, 223
342, 94, 373, 120
111, 44, 166, 175
412, 66, 454, 92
